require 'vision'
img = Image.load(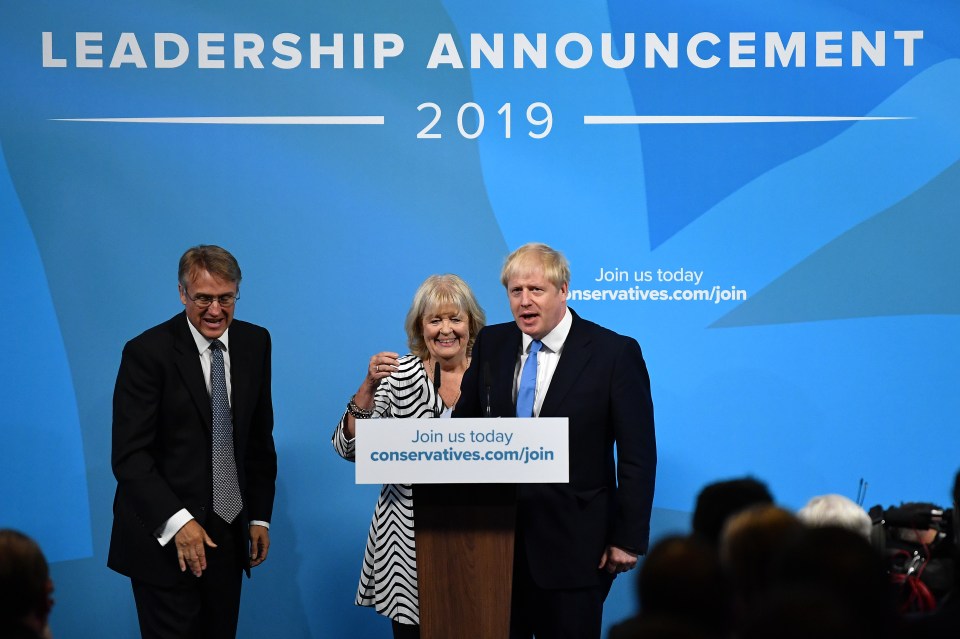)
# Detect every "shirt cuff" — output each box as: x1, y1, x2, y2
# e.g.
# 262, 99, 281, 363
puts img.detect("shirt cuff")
155, 509, 194, 546
154, 511, 269, 546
